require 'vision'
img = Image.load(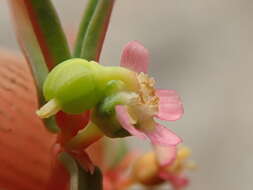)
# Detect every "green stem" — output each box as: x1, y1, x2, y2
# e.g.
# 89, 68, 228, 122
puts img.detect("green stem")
66, 122, 104, 150
99, 66, 139, 91
58, 152, 79, 190
58, 152, 103, 190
